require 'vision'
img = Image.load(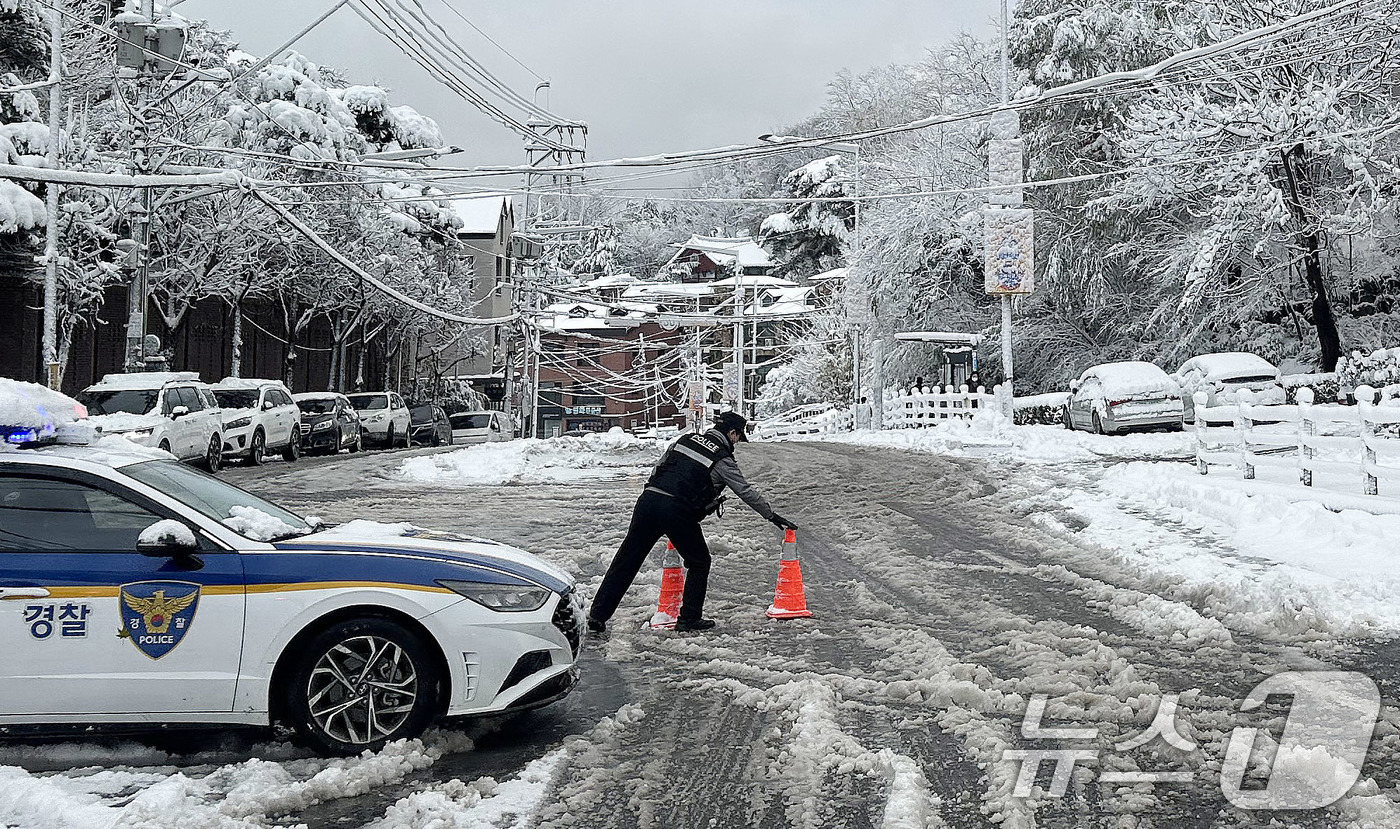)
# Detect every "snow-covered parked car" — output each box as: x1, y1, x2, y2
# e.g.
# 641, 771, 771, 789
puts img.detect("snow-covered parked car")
213, 378, 302, 465
1064, 361, 1184, 435
347, 391, 411, 449
1172, 352, 1285, 423
293, 392, 362, 455
78, 372, 225, 472
449, 410, 513, 445
0, 379, 582, 754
